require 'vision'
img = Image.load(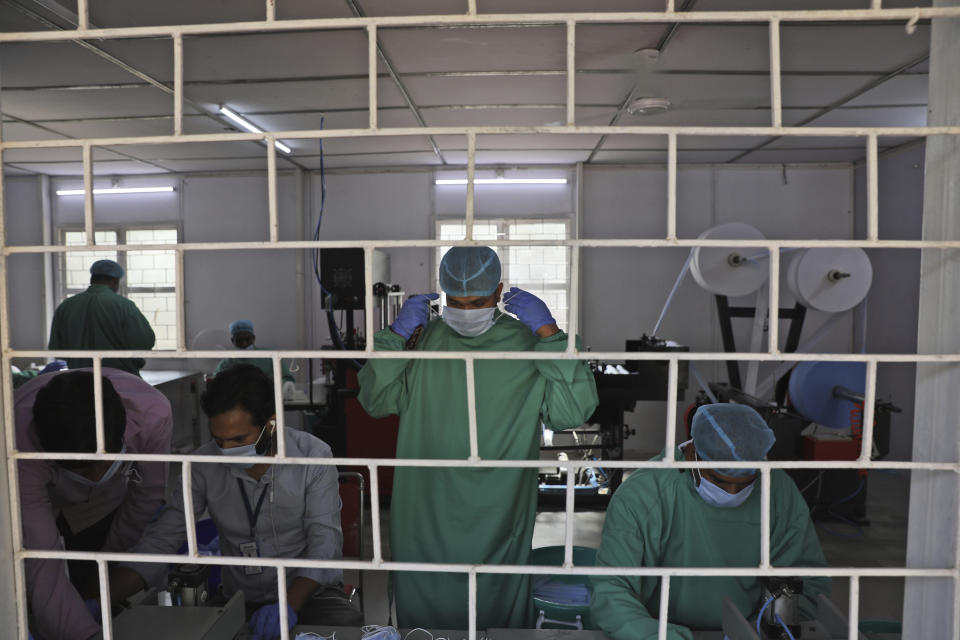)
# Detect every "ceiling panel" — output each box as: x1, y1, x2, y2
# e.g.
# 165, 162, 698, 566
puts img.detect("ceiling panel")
404, 74, 567, 106
694, 0, 929, 9
845, 74, 929, 107
0, 4, 53, 31
0, 41, 157, 87
158, 158, 270, 173
183, 31, 374, 82
378, 25, 567, 73
2, 86, 173, 122
319, 135, 436, 155
183, 78, 401, 112
738, 148, 868, 163
444, 149, 592, 165
90, 0, 266, 28
481, 0, 663, 12
575, 24, 672, 71
47, 118, 178, 140
280, 0, 461, 19
780, 25, 930, 73
318, 152, 444, 169
805, 106, 927, 128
